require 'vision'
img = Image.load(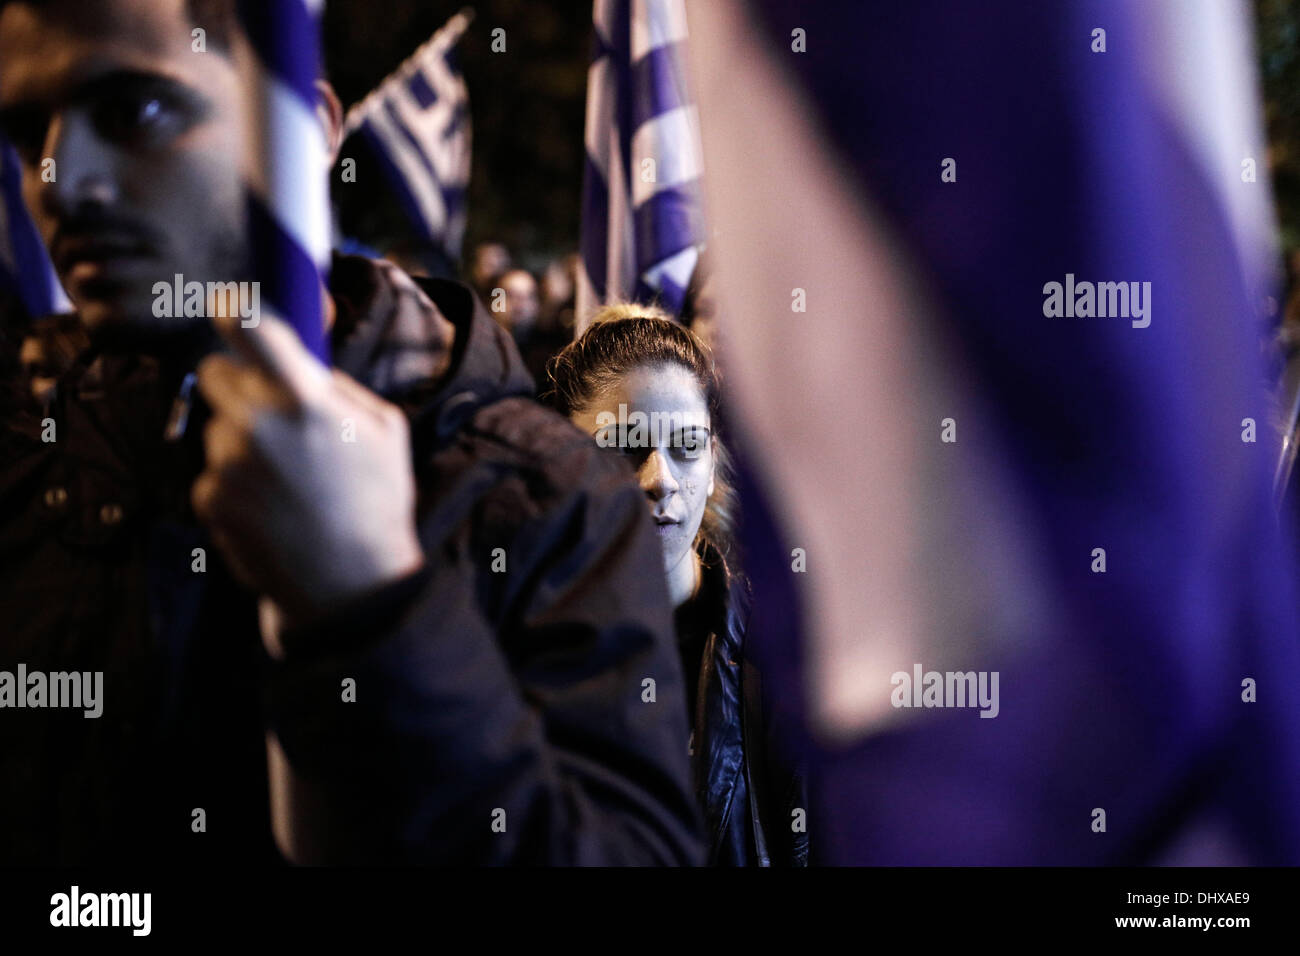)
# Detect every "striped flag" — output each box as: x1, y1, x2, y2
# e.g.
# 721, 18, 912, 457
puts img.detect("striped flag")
341, 10, 473, 261
0, 136, 70, 320
236, 0, 331, 360
577, 0, 706, 331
